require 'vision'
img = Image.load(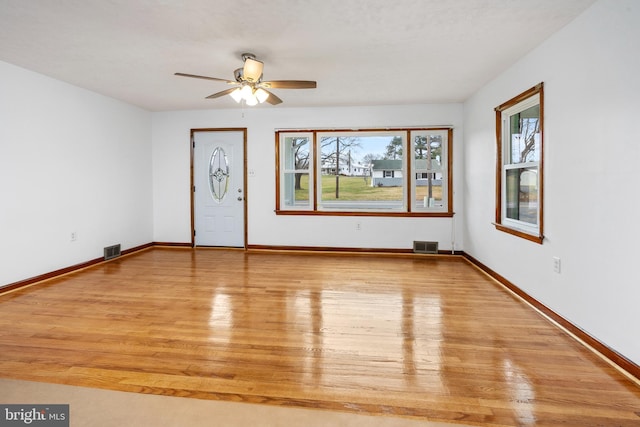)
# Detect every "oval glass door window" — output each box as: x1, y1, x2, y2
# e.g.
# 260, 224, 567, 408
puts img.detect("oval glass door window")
209, 147, 229, 202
